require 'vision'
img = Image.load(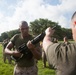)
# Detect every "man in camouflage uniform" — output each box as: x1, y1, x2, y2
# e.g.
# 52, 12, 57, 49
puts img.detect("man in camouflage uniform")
43, 11, 76, 75
5, 21, 42, 75
2, 39, 12, 64
63, 36, 70, 45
